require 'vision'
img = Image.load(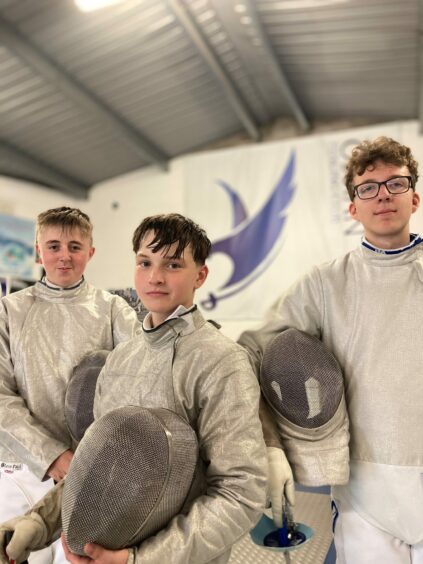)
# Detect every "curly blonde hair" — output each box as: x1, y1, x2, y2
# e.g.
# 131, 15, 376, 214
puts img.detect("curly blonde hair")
344, 137, 419, 201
